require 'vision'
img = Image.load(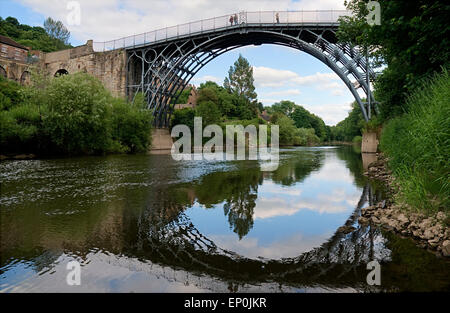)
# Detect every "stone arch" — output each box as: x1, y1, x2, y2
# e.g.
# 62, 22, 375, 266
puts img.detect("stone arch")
8, 70, 16, 82
54, 69, 69, 77
0, 65, 6, 79
20, 70, 31, 85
